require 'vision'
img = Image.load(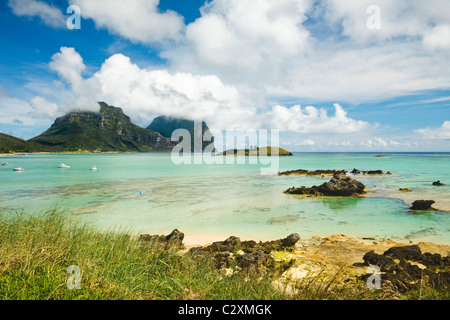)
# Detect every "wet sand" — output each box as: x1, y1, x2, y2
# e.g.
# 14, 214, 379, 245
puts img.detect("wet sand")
366, 186, 450, 212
